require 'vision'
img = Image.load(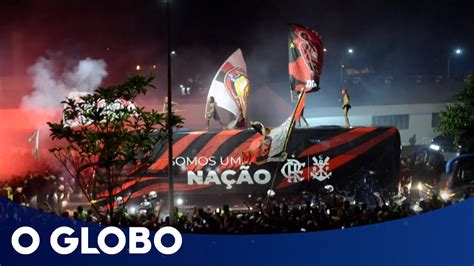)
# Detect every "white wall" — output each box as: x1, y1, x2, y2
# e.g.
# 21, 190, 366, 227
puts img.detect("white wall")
306, 115, 371, 128
304, 103, 453, 146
